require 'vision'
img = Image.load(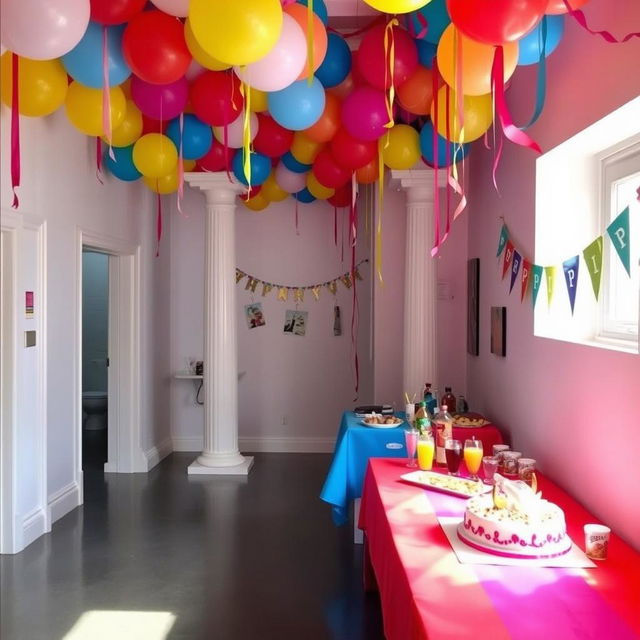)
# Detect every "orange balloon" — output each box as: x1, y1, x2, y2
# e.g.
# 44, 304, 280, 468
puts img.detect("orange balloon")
303, 92, 340, 143
437, 25, 518, 96
397, 66, 434, 116
328, 73, 354, 101
284, 4, 328, 81
291, 132, 325, 164
356, 156, 379, 184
